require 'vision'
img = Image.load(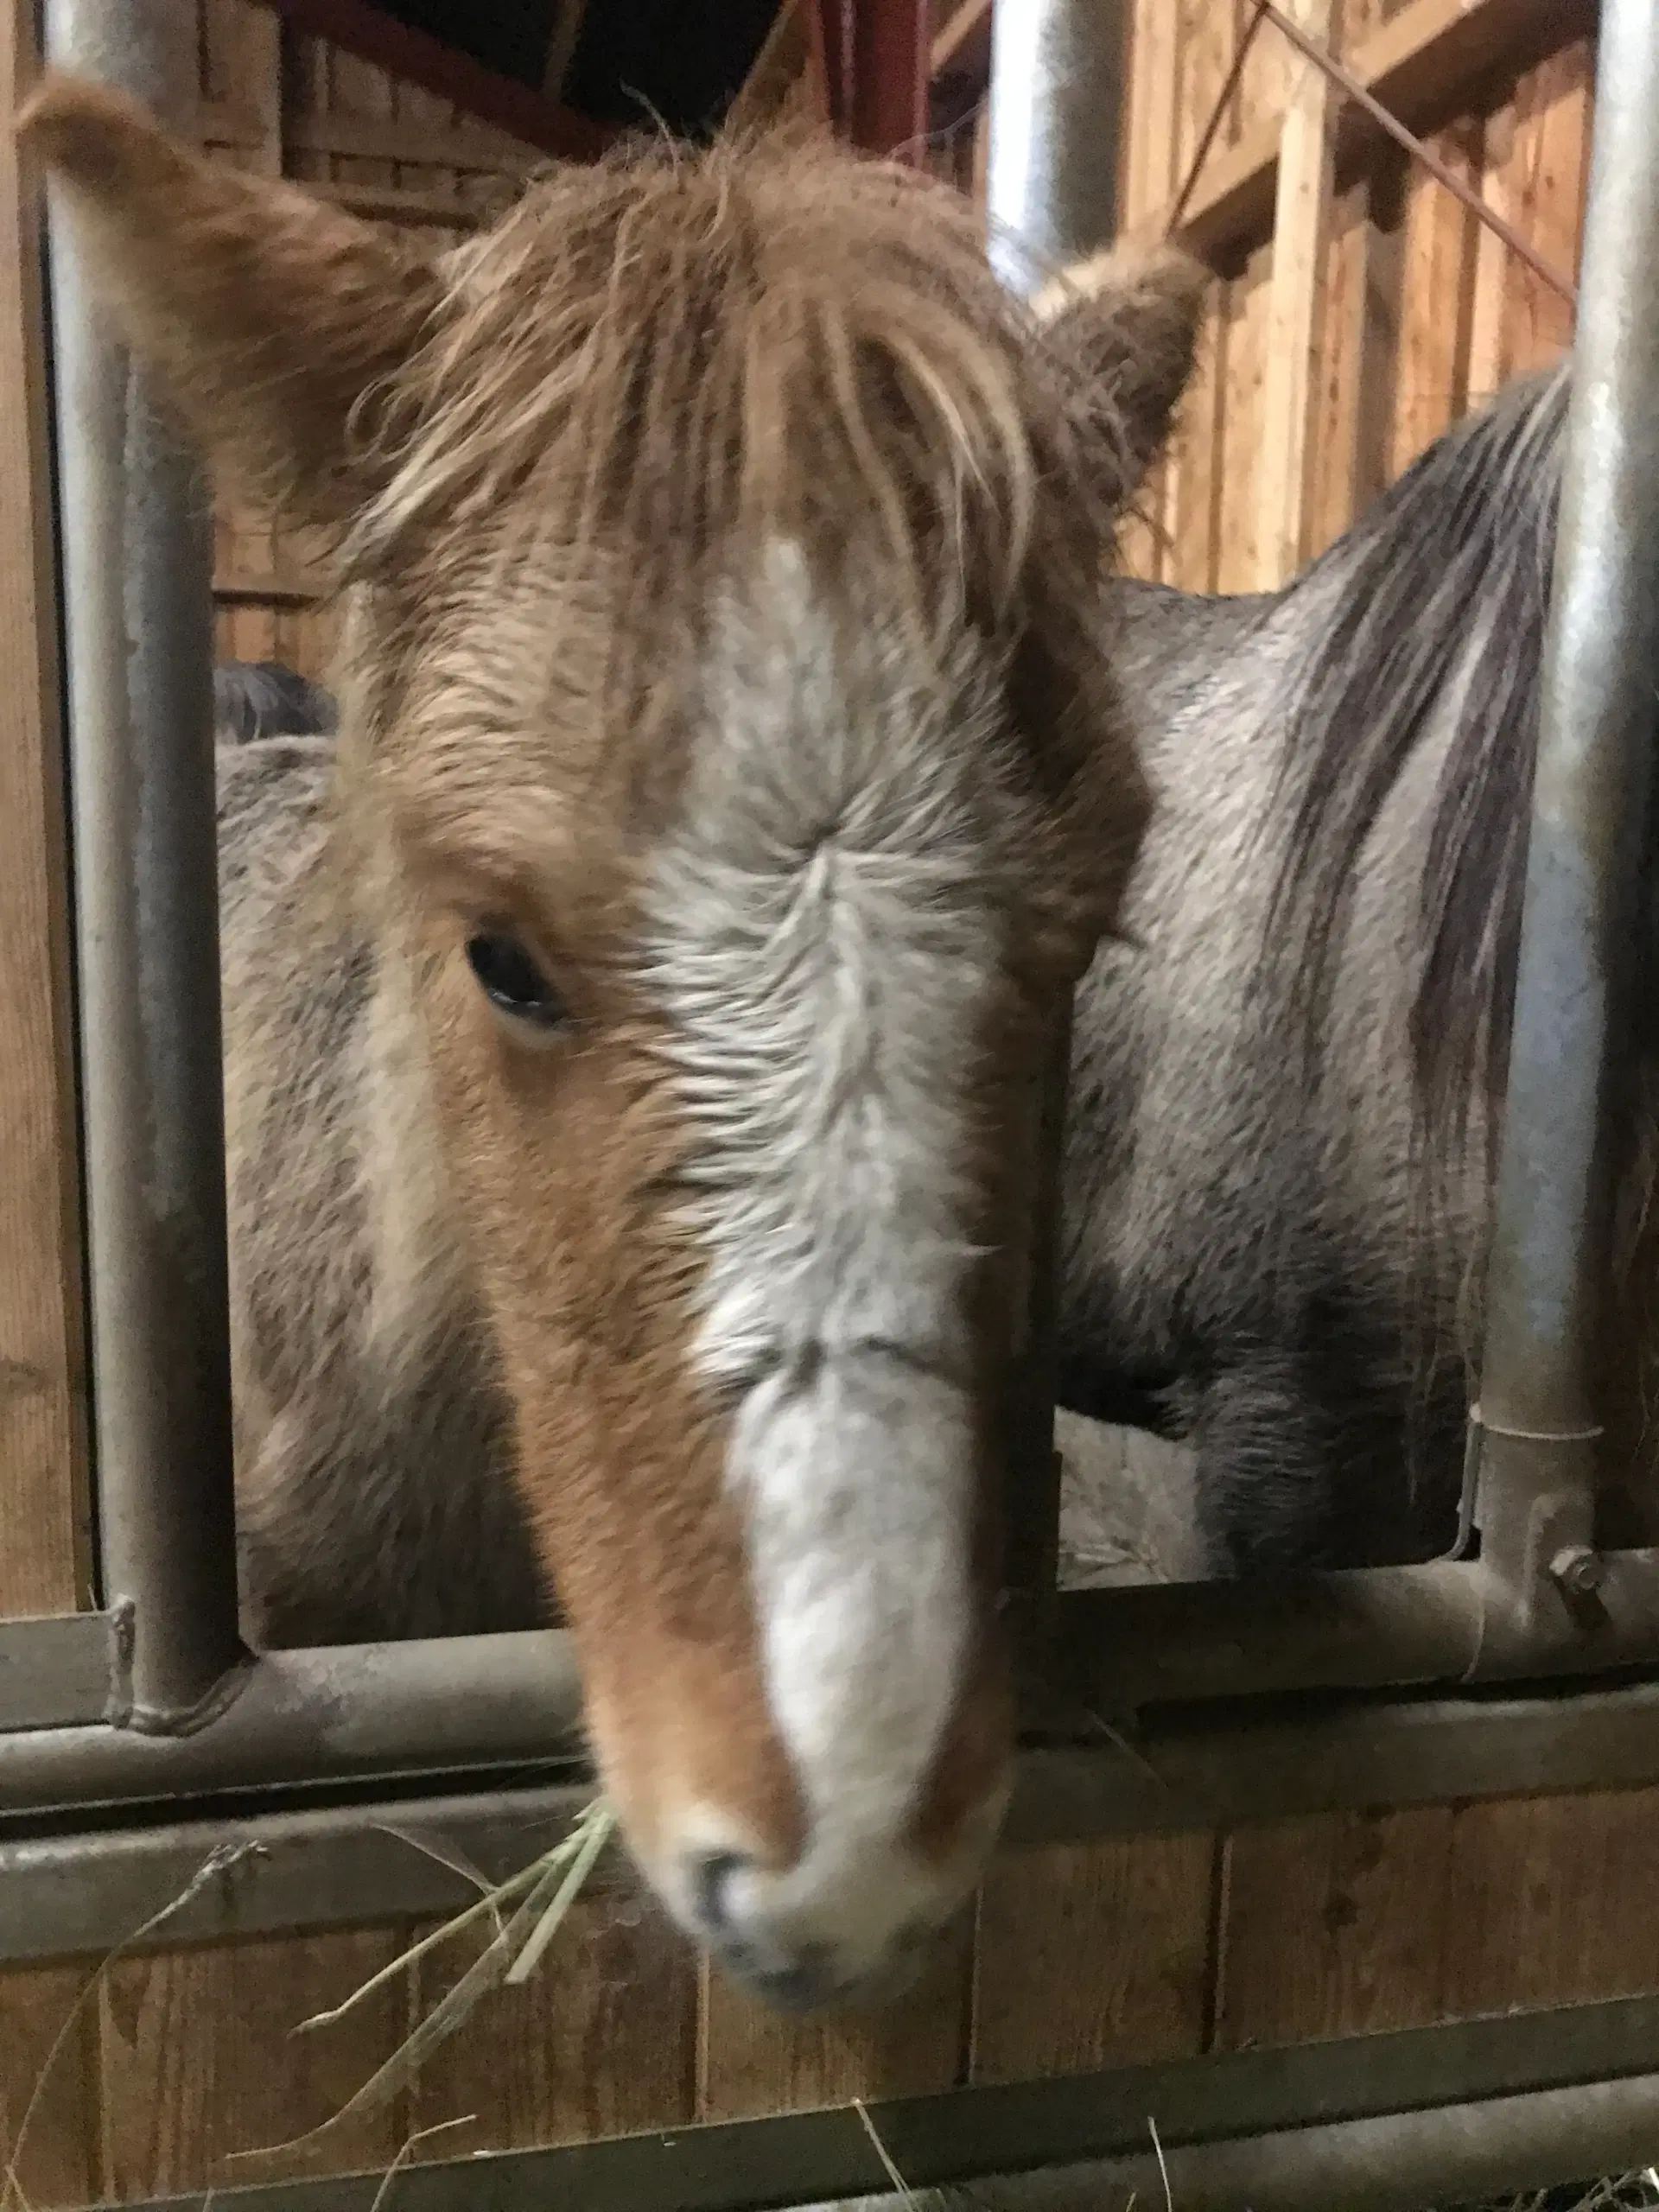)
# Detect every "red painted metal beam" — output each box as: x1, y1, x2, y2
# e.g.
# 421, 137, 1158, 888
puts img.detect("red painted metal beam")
816, 0, 931, 161
250, 0, 619, 162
